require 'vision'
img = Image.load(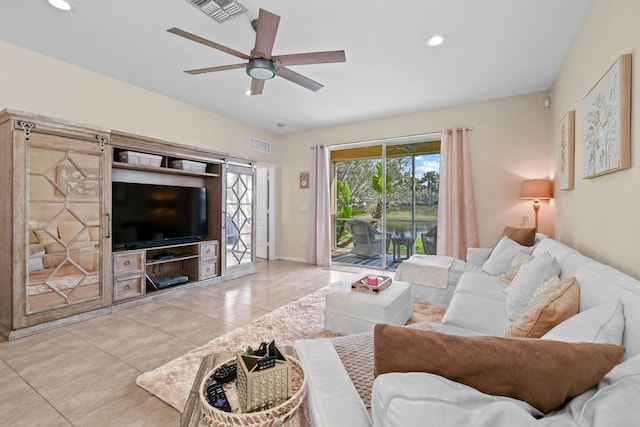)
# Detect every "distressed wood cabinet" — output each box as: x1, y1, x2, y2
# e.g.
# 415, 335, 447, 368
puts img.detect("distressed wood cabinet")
0, 109, 255, 339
